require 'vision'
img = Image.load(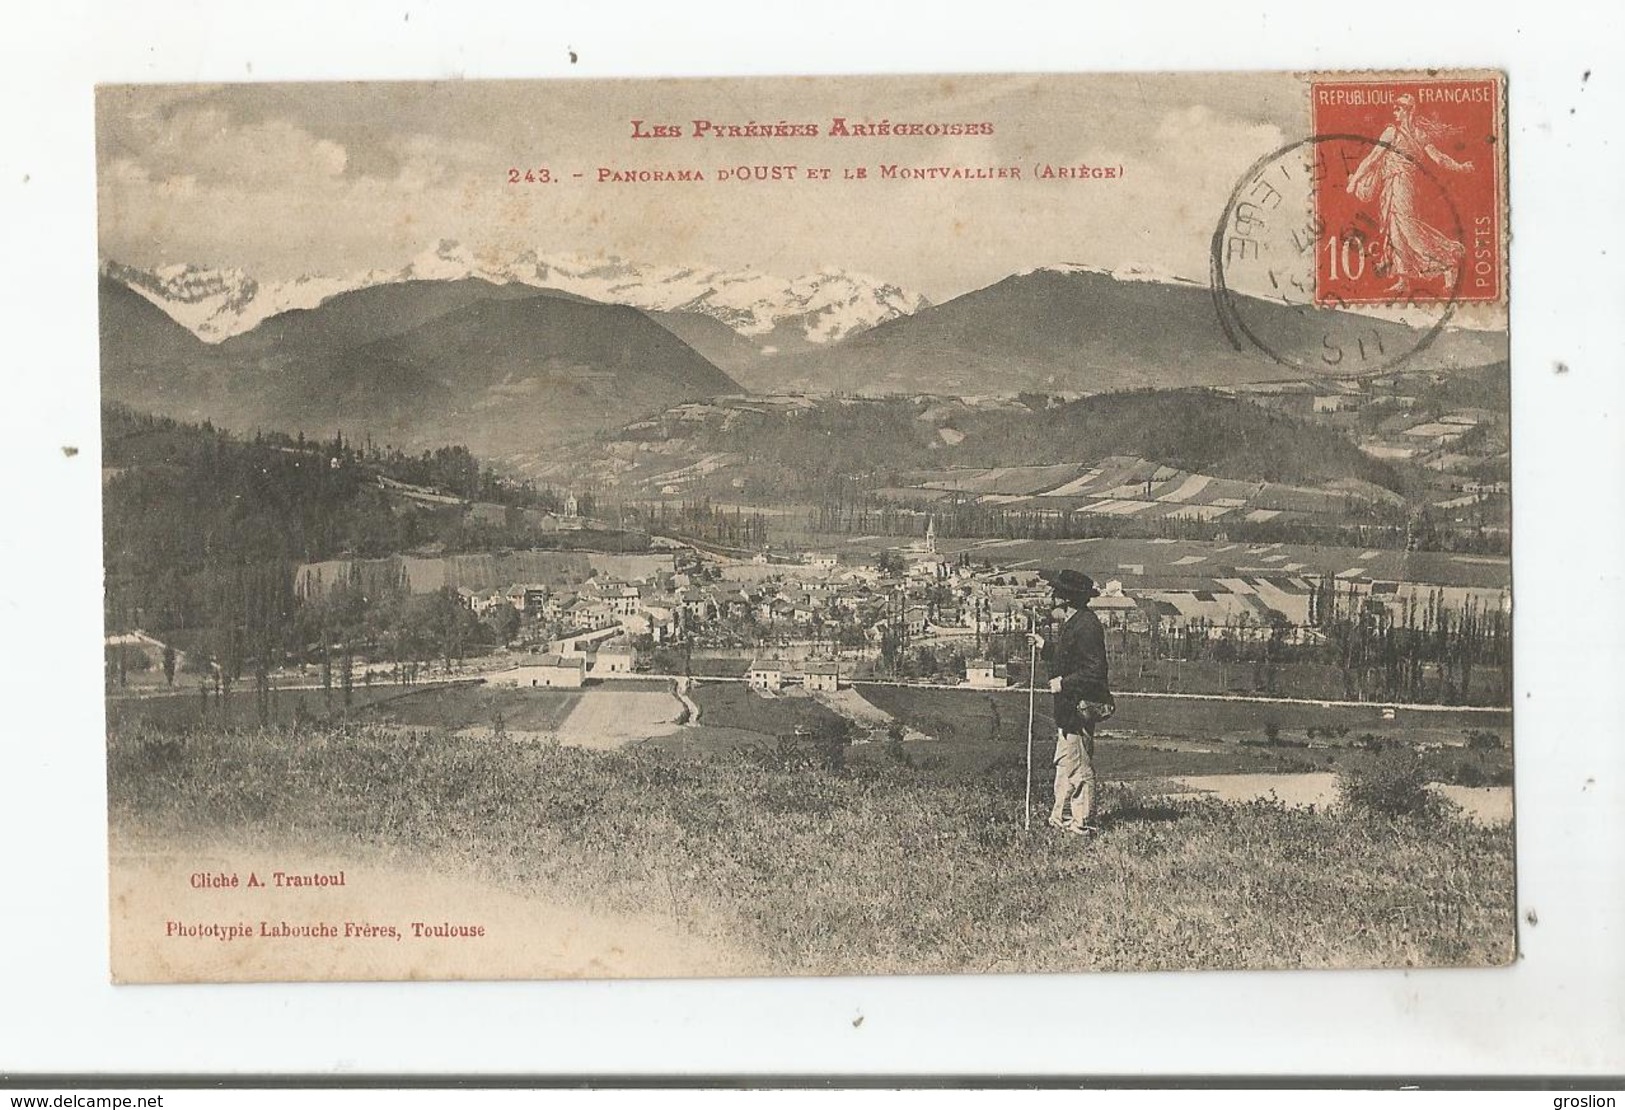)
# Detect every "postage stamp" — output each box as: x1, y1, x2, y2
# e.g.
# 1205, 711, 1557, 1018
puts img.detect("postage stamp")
1210, 72, 1505, 375
1311, 75, 1505, 306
